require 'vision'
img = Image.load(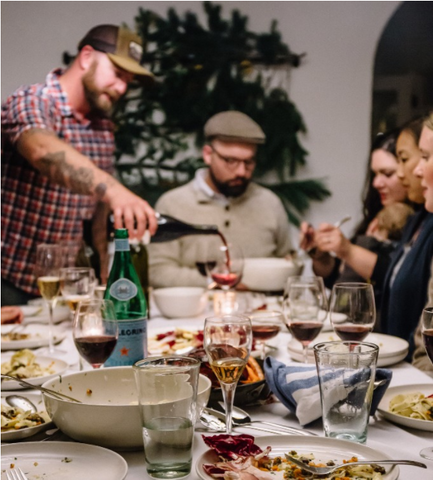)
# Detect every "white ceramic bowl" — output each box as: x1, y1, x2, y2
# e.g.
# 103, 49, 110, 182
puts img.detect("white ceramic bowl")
242, 257, 303, 292
152, 287, 207, 318
42, 367, 211, 450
